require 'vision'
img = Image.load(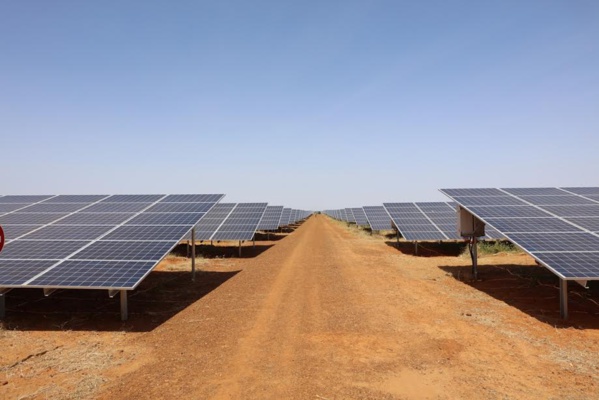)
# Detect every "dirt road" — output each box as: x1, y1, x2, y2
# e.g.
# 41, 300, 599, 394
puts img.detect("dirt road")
3, 214, 599, 399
